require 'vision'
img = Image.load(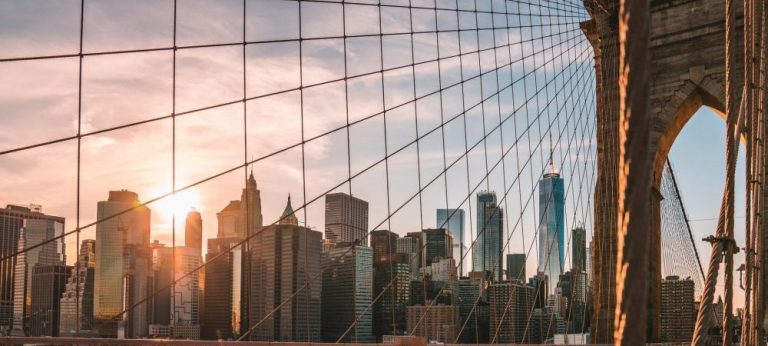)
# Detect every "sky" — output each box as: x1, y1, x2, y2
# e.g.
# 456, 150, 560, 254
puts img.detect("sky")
668, 107, 747, 308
